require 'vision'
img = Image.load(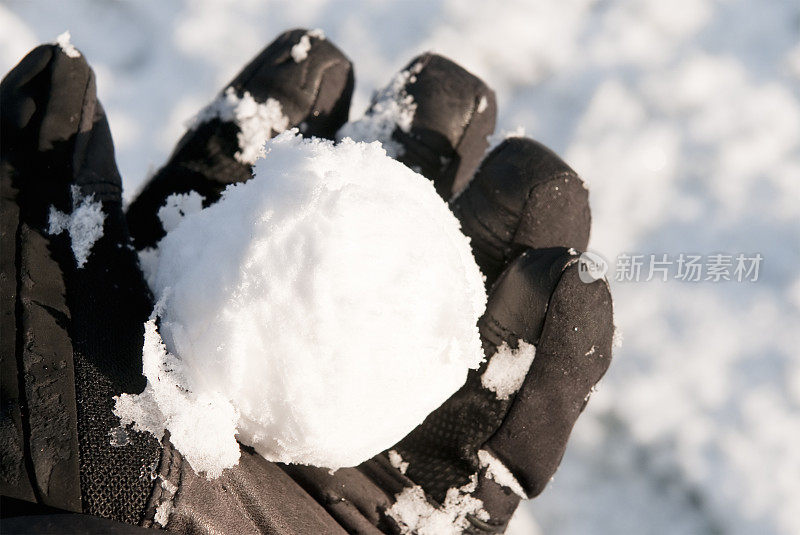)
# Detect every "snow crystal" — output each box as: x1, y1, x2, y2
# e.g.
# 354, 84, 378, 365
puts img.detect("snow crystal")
157, 191, 204, 233
388, 449, 409, 475
478, 449, 527, 498
477, 95, 488, 113
153, 477, 178, 528
386, 474, 489, 534
336, 62, 423, 158
189, 87, 288, 164
481, 340, 536, 400
48, 185, 106, 268
55, 31, 80, 58
115, 131, 486, 476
